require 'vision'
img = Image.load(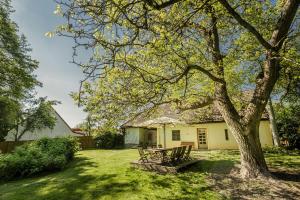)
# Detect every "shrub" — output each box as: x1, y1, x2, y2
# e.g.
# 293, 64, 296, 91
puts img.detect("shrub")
94, 132, 124, 149
0, 137, 79, 180
263, 146, 300, 155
